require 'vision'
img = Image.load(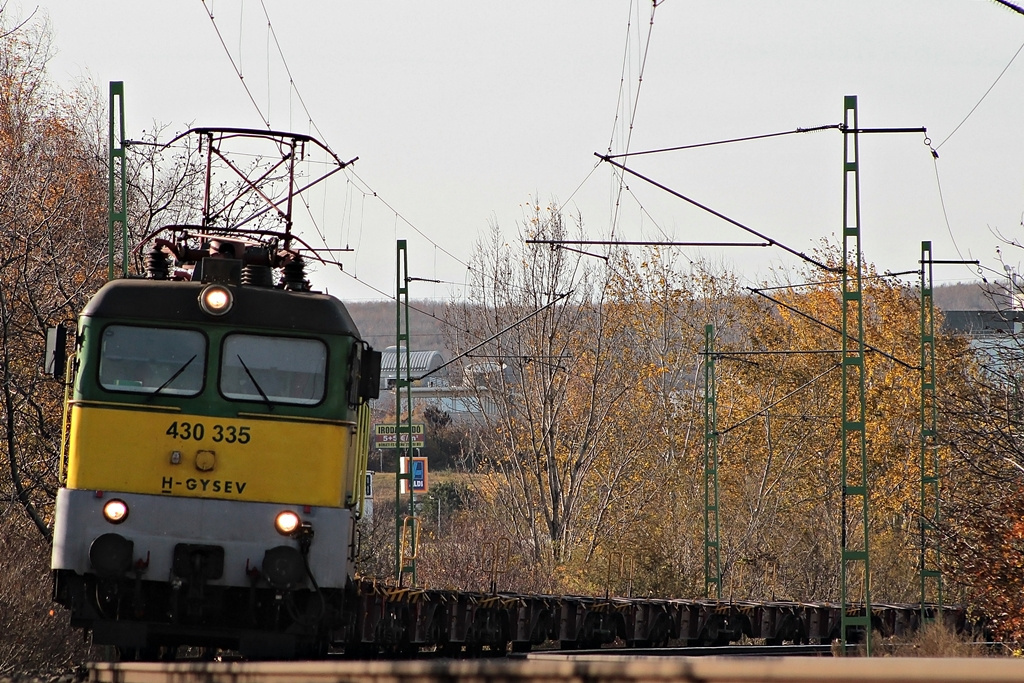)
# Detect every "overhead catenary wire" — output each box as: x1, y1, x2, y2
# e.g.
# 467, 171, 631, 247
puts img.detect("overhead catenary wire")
922, 9, 1024, 282
200, 0, 271, 129
343, 167, 472, 272
198, 2, 830, 314
747, 287, 918, 371
930, 154, 983, 281
597, 153, 839, 273
526, 240, 769, 248
333, 168, 549, 300
198, 0, 504, 302
936, 36, 1024, 150
198, 1, 664, 317
202, 1, 997, 308
990, 0, 1024, 15
552, 160, 603, 219
603, 123, 843, 159
715, 363, 842, 437
330, 266, 464, 335
597, 123, 932, 278
323, 251, 554, 357
195, 3, 344, 250
605, 0, 662, 242
257, 0, 332, 147
417, 291, 573, 382
621, 185, 674, 252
